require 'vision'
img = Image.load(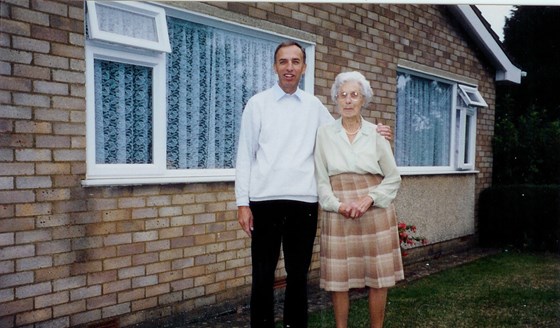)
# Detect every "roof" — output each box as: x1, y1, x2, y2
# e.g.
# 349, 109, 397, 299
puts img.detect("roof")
448, 5, 523, 84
